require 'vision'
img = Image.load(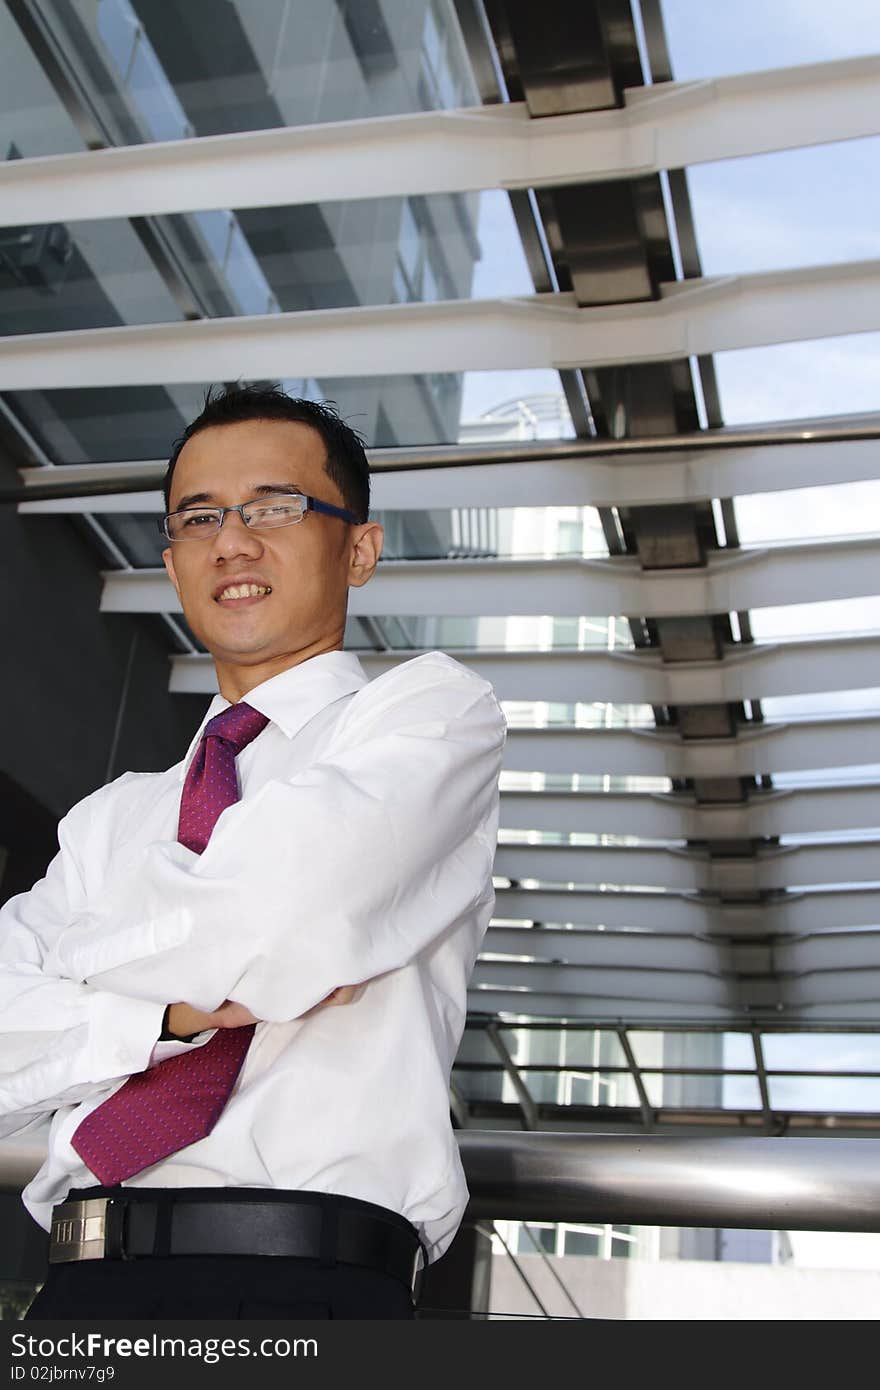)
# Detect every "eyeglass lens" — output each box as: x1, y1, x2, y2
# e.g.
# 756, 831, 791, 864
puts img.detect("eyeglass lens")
166, 496, 306, 539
